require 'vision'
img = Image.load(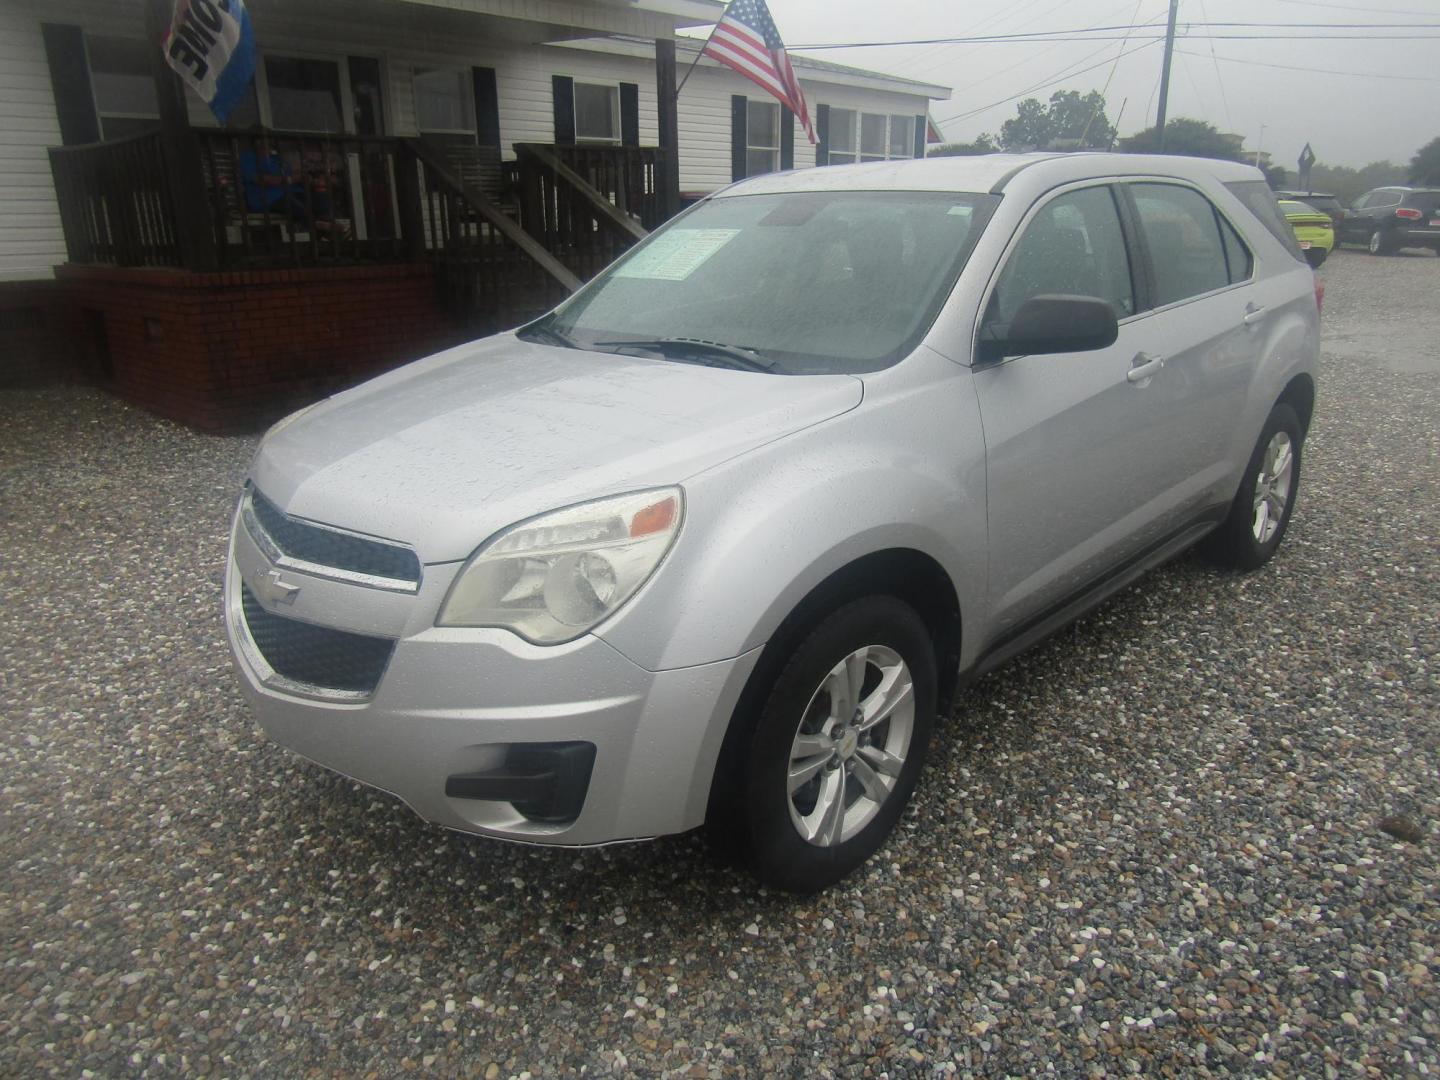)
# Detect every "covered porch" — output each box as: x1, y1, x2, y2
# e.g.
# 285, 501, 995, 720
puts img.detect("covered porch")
37, 0, 714, 429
